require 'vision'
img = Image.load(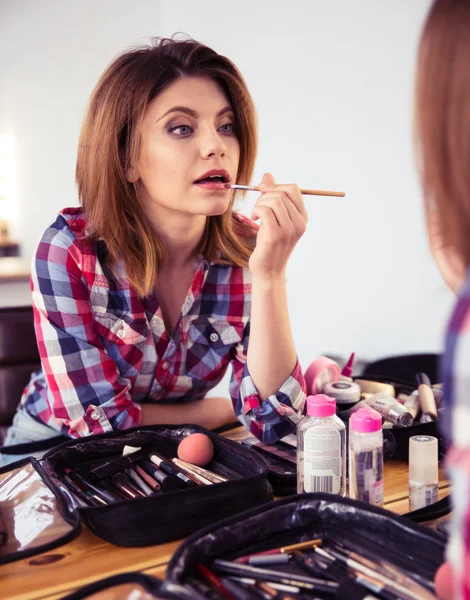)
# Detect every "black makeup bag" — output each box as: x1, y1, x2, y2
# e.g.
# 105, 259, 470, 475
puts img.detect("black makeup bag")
58, 493, 446, 600
163, 492, 446, 599
58, 572, 193, 600
0, 424, 272, 565
345, 374, 447, 461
